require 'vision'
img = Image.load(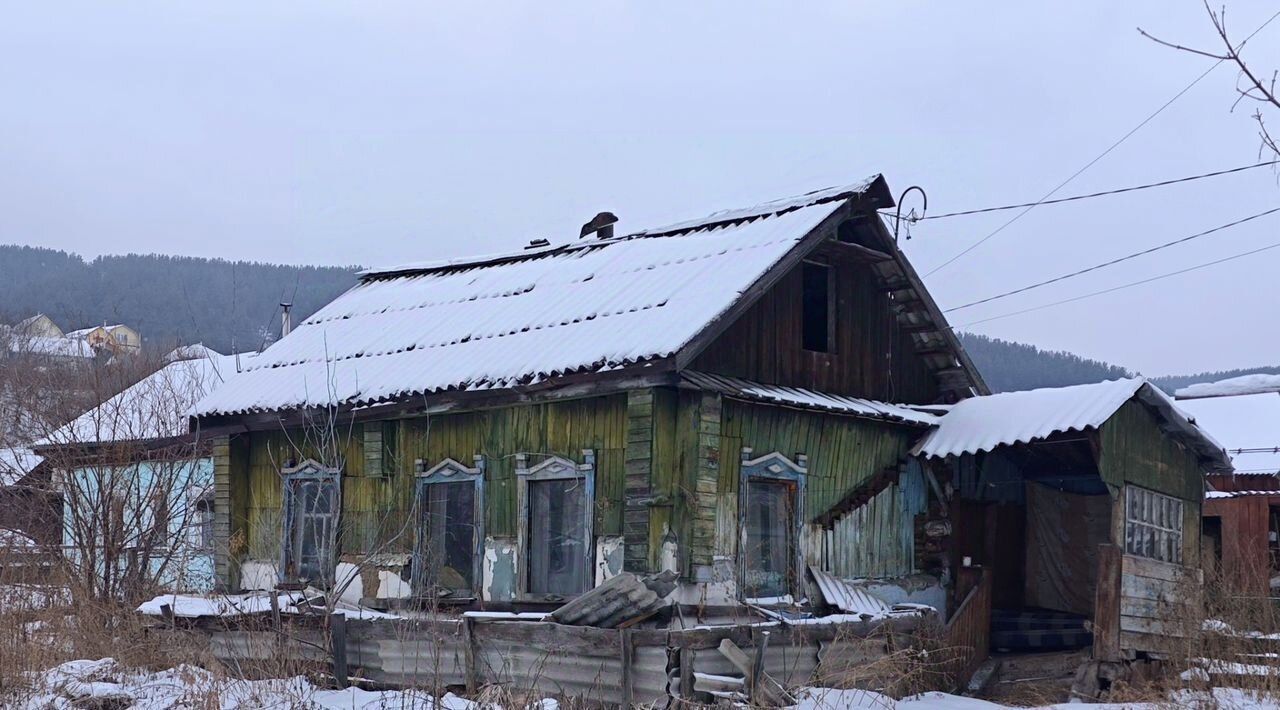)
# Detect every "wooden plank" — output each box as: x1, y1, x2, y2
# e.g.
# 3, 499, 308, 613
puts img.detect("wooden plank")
1120, 575, 1180, 603
330, 613, 349, 689
1121, 554, 1188, 583
620, 628, 634, 708
1120, 615, 1189, 638
1092, 544, 1121, 662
